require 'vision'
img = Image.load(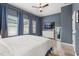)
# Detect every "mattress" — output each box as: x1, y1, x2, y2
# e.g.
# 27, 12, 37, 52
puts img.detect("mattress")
0, 35, 52, 56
